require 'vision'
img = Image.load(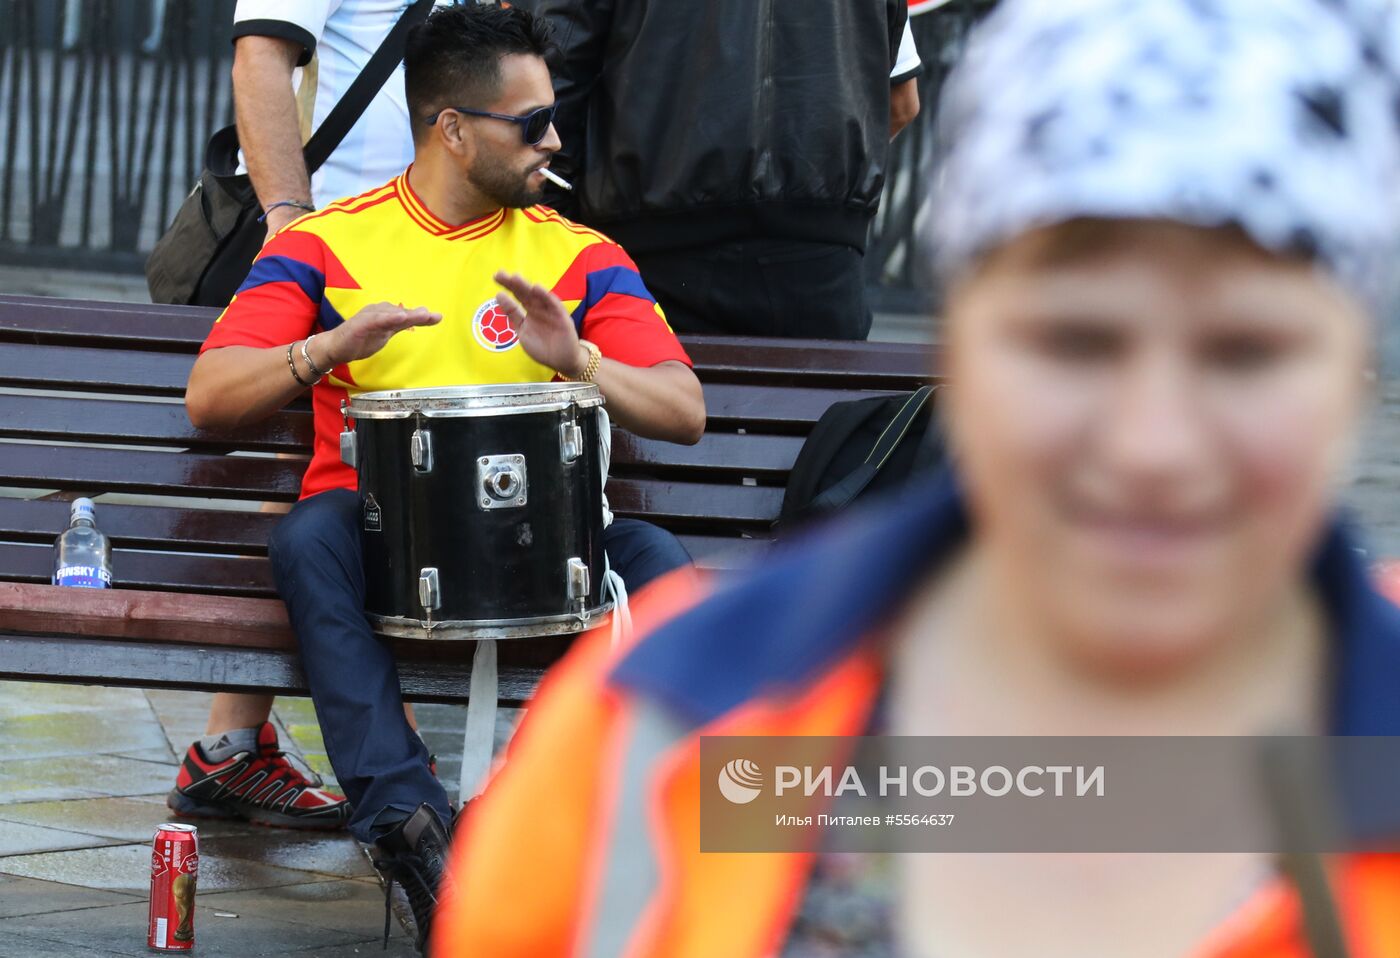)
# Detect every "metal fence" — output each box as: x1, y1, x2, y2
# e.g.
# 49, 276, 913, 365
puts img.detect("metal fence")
0, 0, 237, 273
0, 0, 989, 308
867, 0, 995, 312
